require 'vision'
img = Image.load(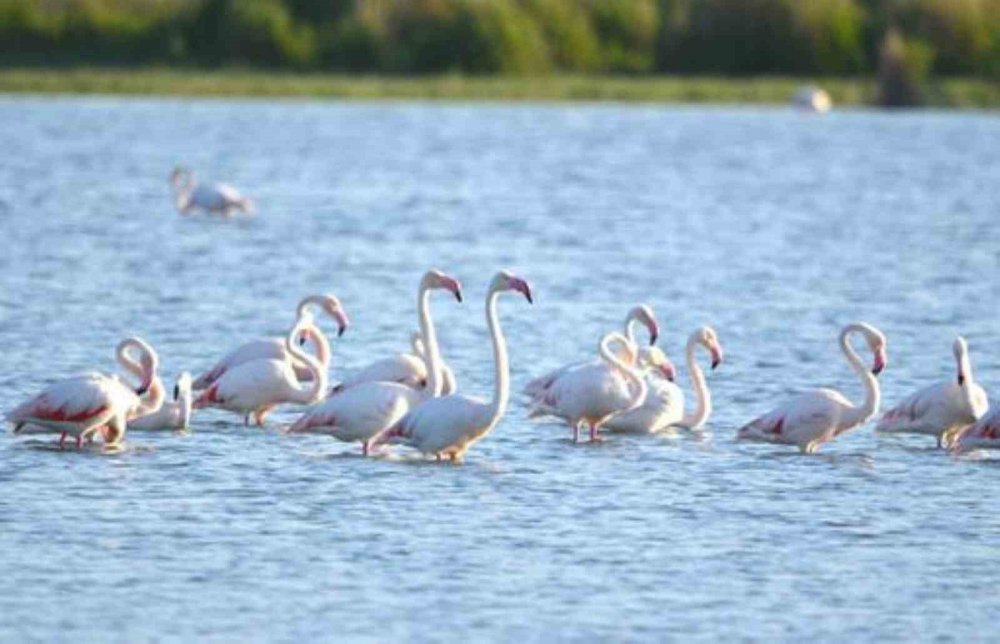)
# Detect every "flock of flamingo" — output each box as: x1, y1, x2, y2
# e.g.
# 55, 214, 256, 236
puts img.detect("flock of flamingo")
5, 261, 999, 460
